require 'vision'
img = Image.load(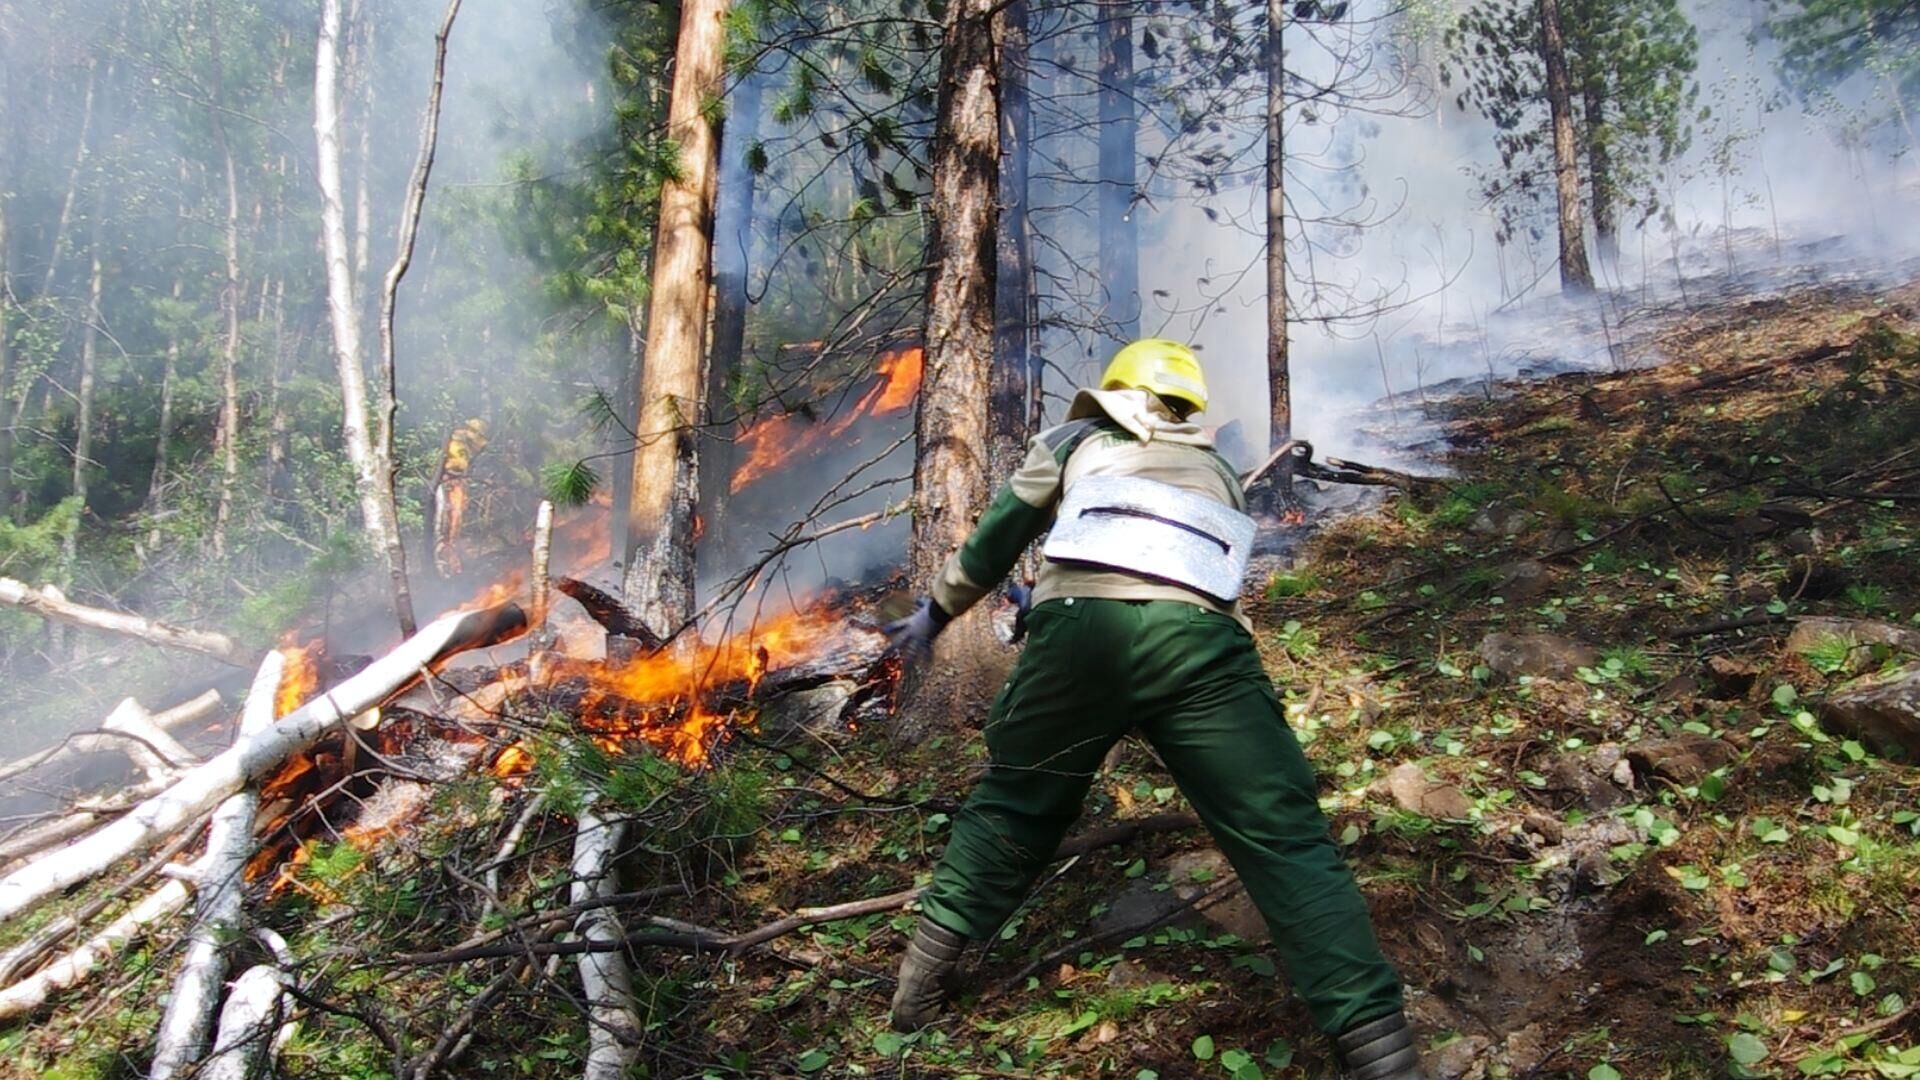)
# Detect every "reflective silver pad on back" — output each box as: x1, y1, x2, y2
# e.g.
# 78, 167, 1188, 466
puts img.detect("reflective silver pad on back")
1042, 474, 1257, 603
